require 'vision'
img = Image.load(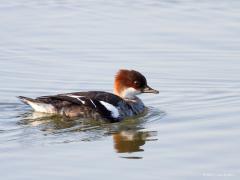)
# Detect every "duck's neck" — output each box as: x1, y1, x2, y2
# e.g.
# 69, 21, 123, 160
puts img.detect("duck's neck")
114, 87, 141, 100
